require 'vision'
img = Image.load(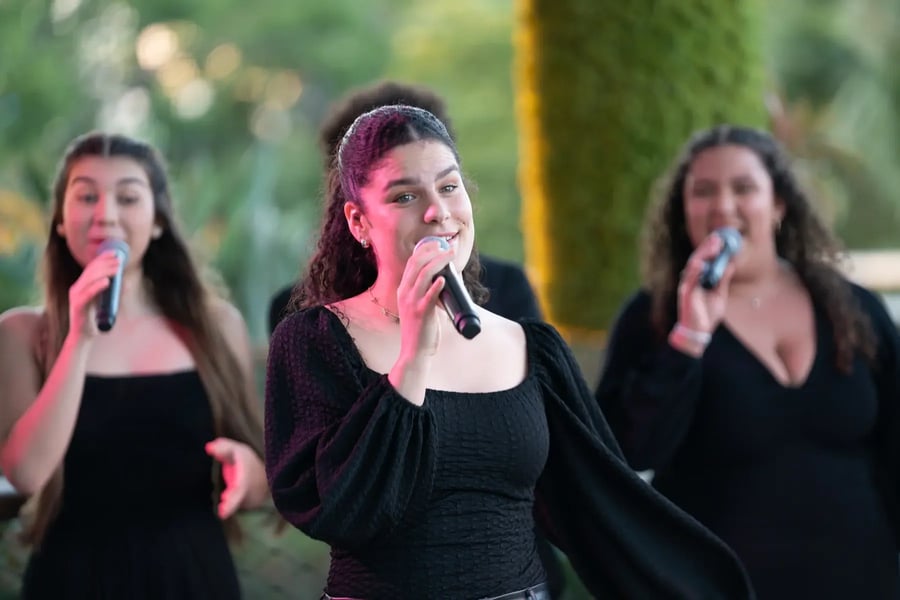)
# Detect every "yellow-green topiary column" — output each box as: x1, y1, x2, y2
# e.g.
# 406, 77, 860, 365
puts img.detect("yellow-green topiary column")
515, 0, 768, 345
